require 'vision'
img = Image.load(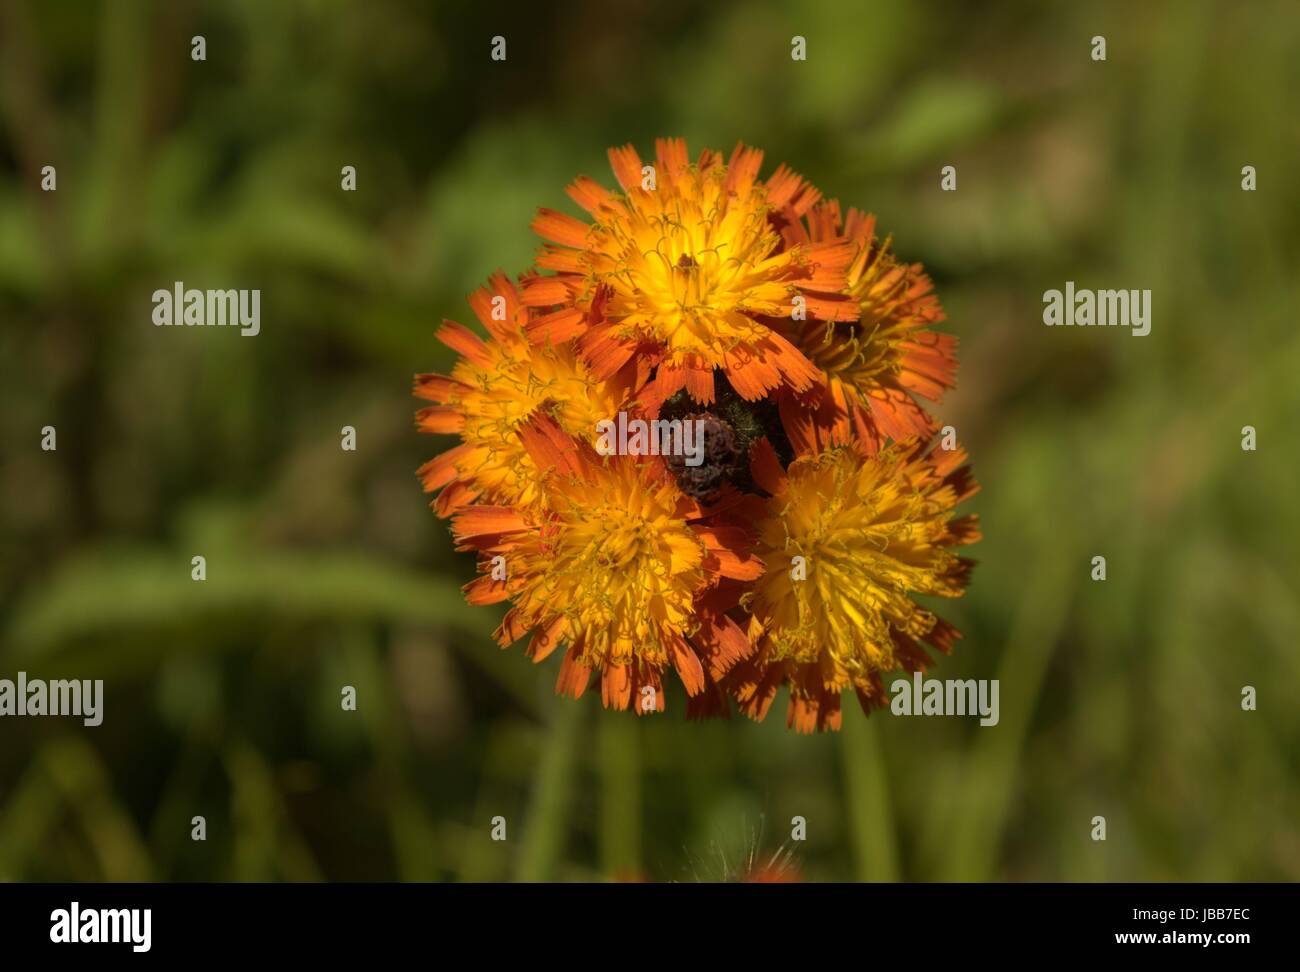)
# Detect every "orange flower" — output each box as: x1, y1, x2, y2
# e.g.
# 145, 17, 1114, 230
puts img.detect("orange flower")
773, 202, 957, 456
728, 436, 979, 732
522, 138, 858, 409
414, 272, 630, 515
416, 137, 980, 731
450, 414, 761, 713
